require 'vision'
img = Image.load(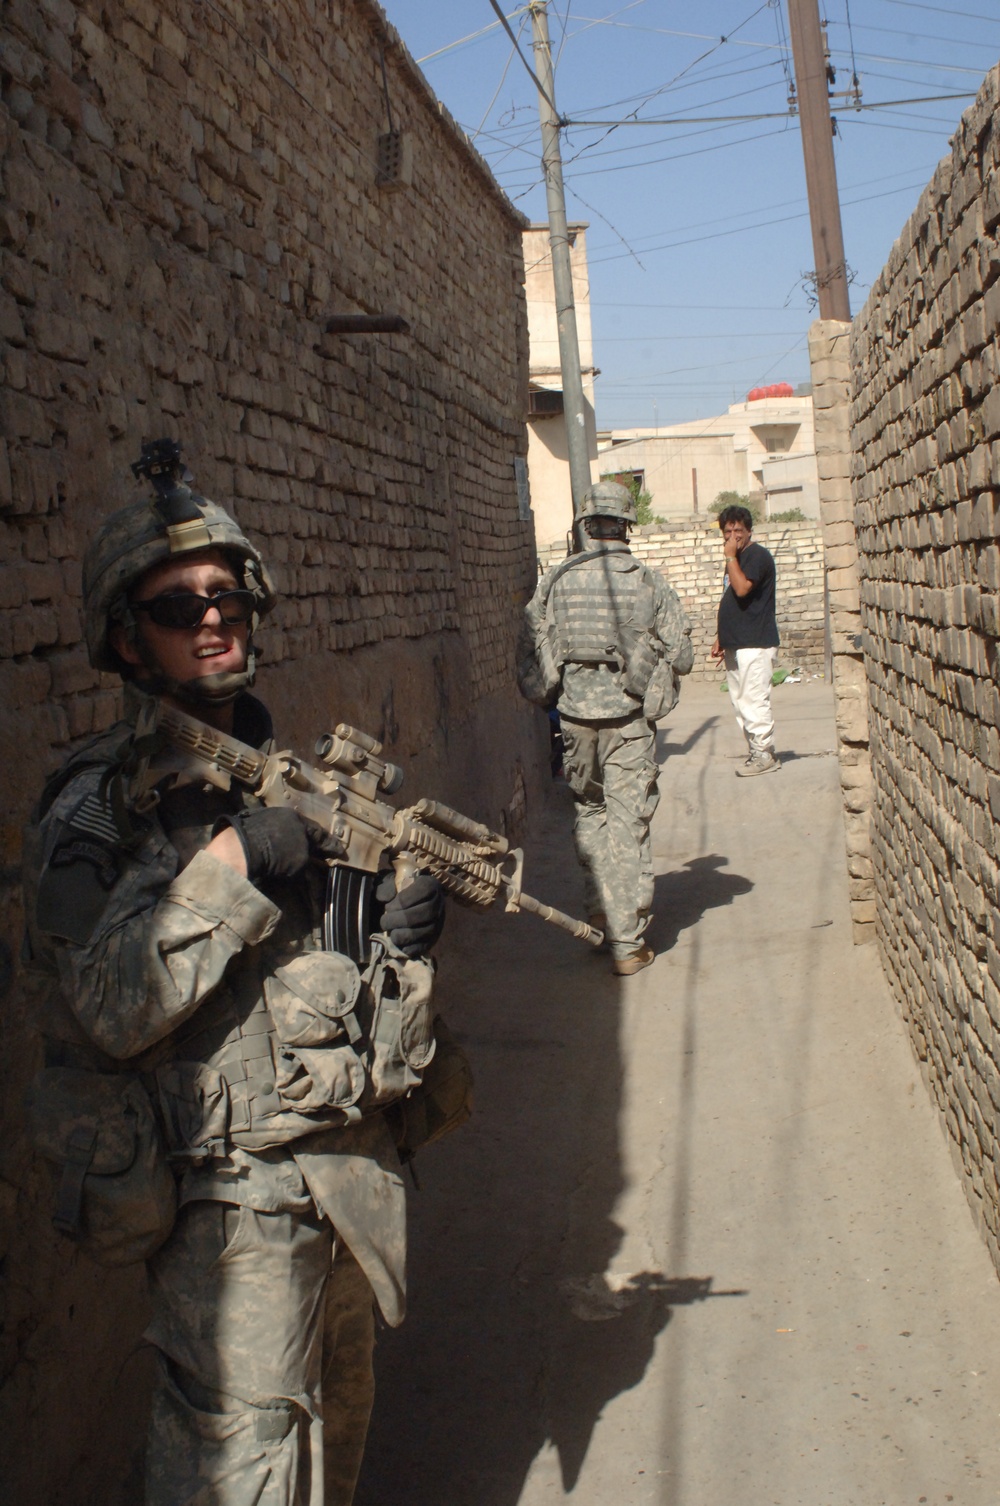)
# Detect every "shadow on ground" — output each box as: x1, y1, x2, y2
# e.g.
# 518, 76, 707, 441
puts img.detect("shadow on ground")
355, 787, 670, 1505
646, 854, 754, 955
